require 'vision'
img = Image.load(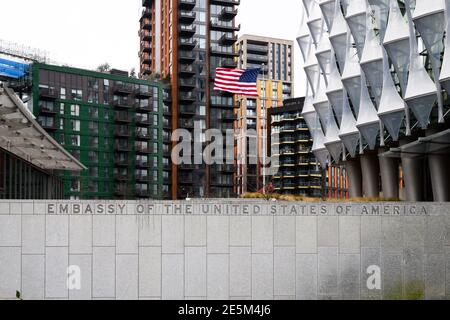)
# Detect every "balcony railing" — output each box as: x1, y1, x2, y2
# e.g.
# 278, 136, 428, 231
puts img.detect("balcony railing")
39, 87, 58, 99
219, 6, 238, 20
39, 103, 57, 114
135, 130, 151, 139
113, 83, 133, 95
112, 98, 132, 109
179, 0, 196, 10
